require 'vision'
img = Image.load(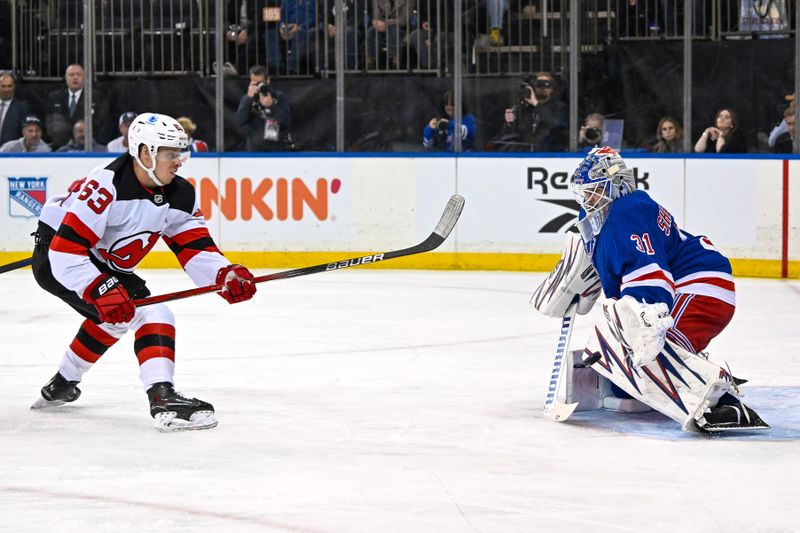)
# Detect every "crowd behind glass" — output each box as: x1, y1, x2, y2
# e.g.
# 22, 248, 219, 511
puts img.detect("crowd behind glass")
0, 0, 796, 154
